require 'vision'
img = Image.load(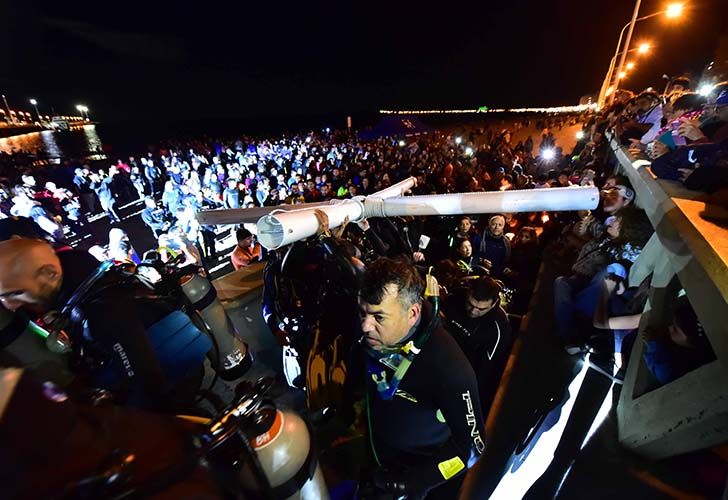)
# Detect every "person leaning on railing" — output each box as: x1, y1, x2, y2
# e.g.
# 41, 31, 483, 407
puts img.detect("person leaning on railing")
650, 89, 728, 193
